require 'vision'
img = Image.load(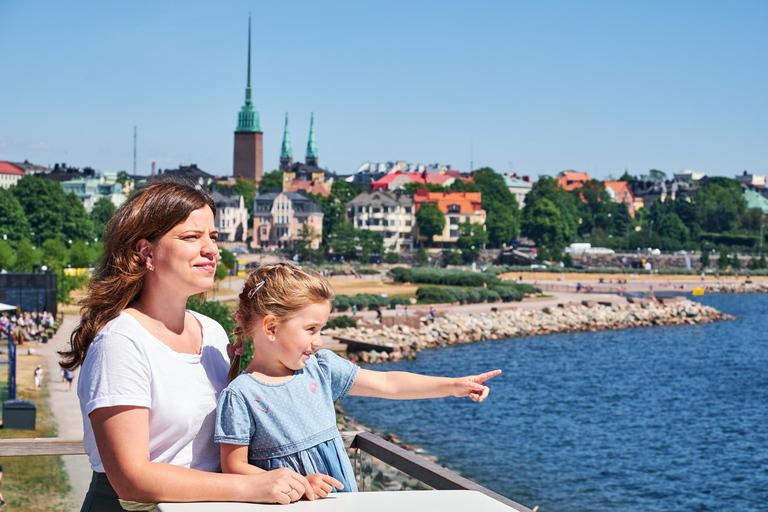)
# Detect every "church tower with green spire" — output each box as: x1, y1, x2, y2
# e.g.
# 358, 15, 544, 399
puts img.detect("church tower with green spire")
279, 113, 293, 172
233, 15, 263, 181
306, 113, 318, 167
